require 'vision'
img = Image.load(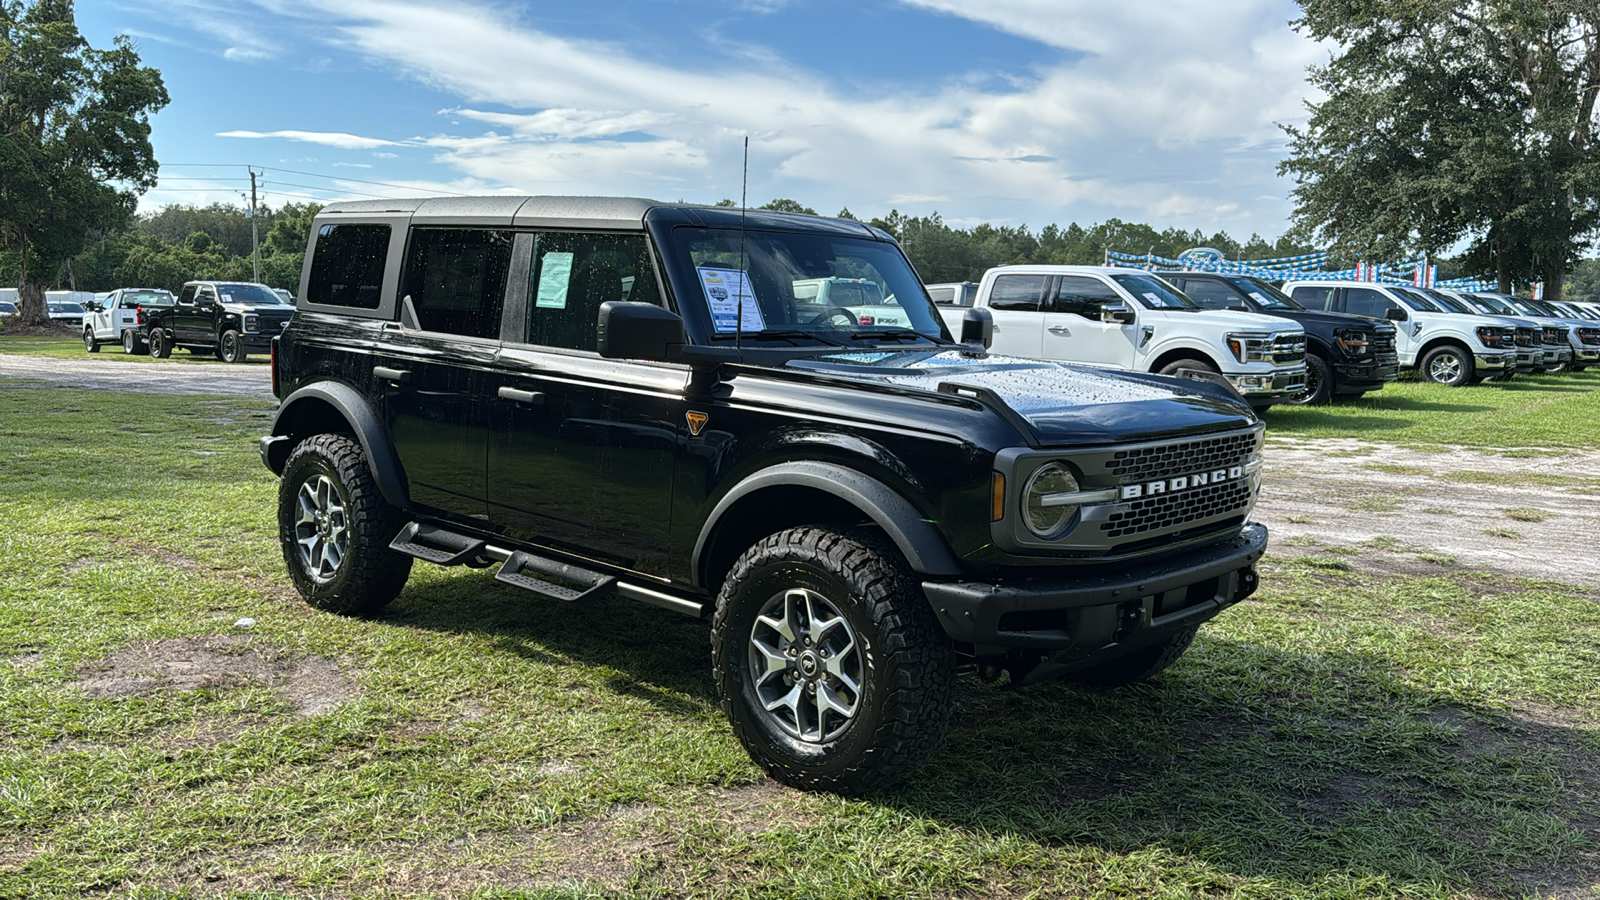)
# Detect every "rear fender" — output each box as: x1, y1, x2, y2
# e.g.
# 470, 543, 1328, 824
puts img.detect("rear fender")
265, 382, 408, 507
